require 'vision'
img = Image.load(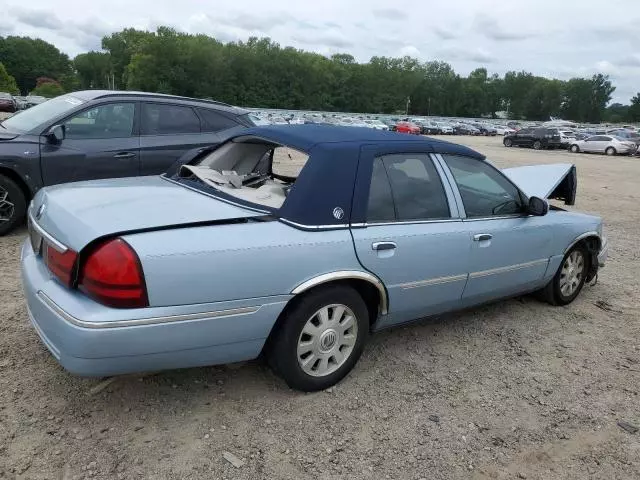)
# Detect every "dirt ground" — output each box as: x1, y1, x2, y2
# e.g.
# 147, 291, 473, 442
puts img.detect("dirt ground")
1, 136, 639, 480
